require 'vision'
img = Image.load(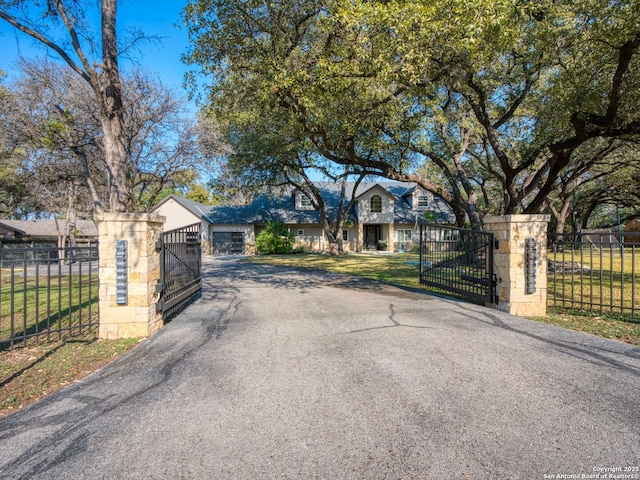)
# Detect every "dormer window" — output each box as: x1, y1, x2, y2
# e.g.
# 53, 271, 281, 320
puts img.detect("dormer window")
300, 195, 312, 208
416, 193, 430, 210
296, 193, 314, 210
370, 194, 382, 213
